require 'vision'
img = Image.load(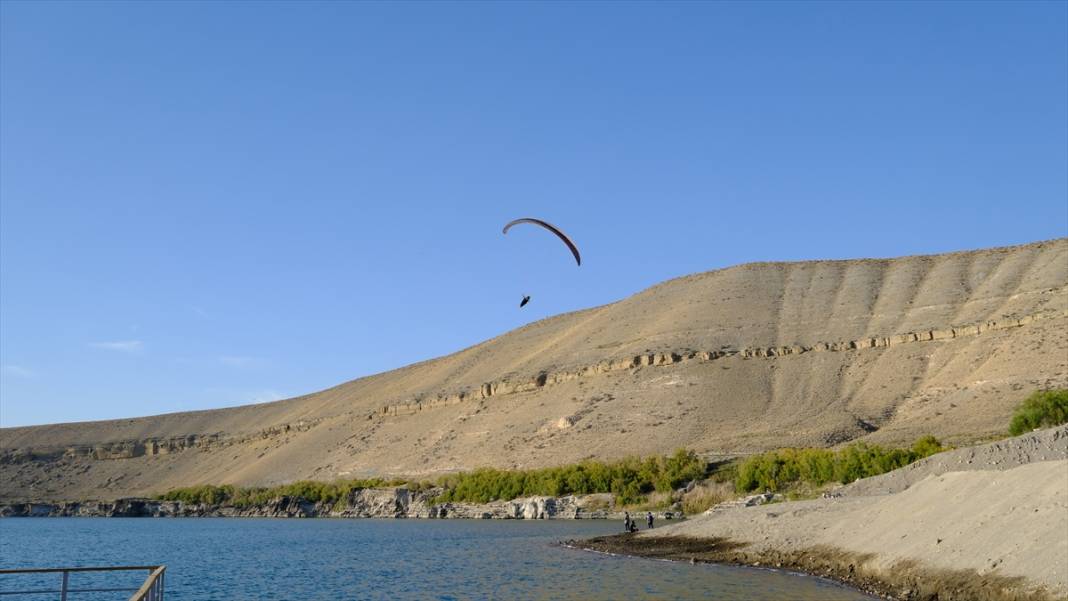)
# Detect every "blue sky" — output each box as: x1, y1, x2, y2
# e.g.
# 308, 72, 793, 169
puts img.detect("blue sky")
1, 1, 1066, 427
